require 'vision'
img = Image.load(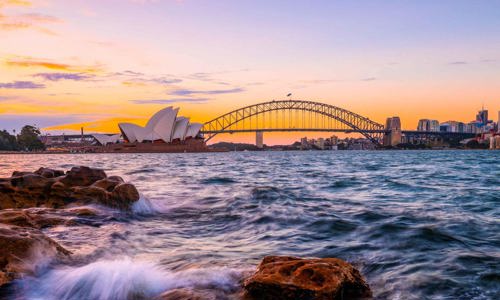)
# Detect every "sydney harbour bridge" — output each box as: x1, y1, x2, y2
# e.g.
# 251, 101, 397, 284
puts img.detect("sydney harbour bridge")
200, 100, 475, 146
